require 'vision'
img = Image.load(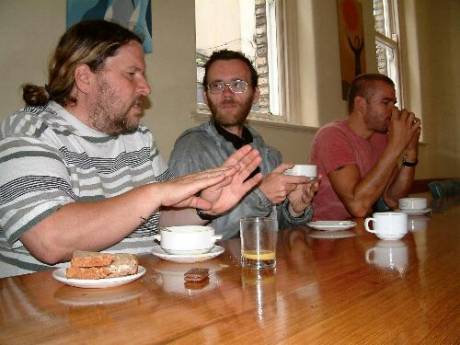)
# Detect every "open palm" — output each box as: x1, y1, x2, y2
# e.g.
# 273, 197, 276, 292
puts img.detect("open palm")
200, 145, 263, 214
159, 167, 235, 210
